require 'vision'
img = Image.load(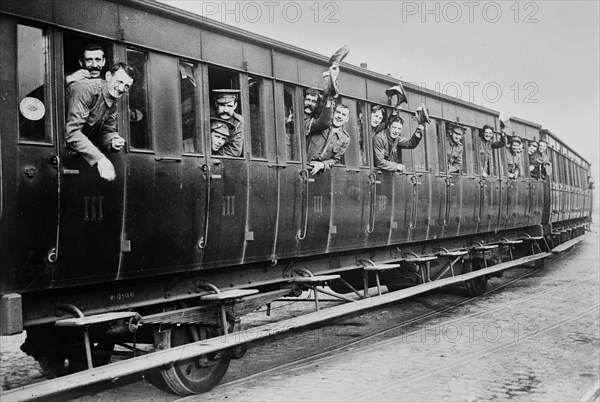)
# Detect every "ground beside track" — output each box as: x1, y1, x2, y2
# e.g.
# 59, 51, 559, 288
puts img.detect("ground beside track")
1, 226, 598, 401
